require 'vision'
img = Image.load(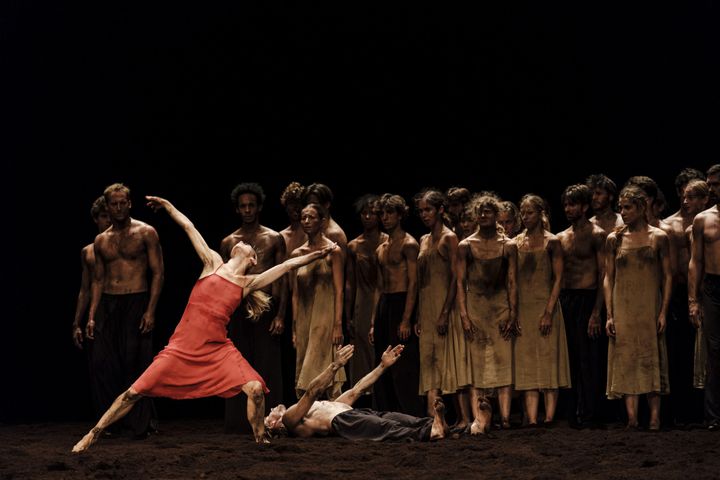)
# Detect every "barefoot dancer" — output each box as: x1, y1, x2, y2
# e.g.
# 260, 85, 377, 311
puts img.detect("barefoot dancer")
605, 186, 671, 430
73, 196, 336, 452
265, 344, 450, 441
